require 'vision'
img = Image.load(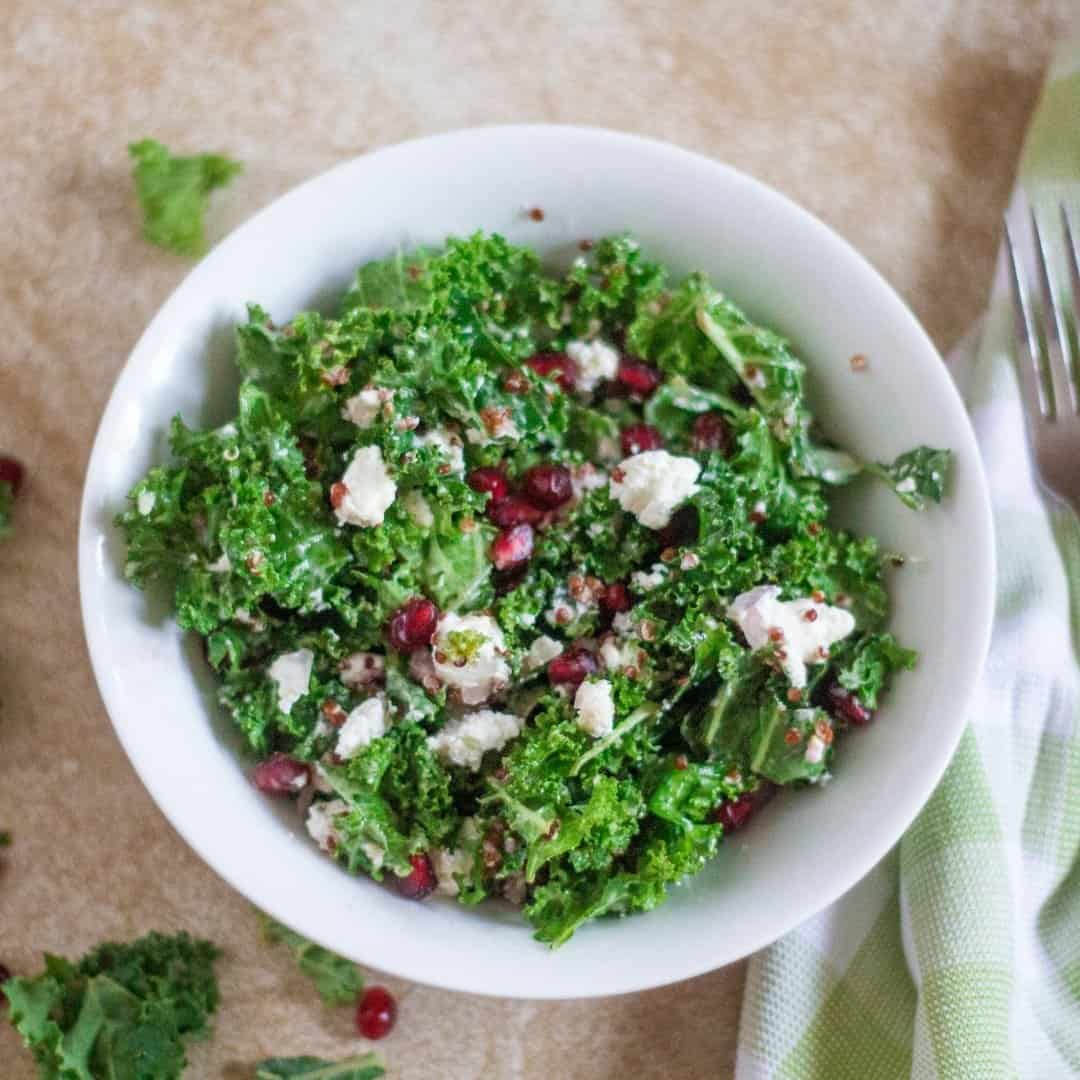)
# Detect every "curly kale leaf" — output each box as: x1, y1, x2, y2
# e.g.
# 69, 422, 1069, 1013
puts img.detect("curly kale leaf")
260, 916, 363, 1006
341, 247, 439, 313
3, 931, 219, 1080
867, 446, 952, 510
255, 1055, 385, 1079
834, 632, 917, 709
129, 139, 241, 256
